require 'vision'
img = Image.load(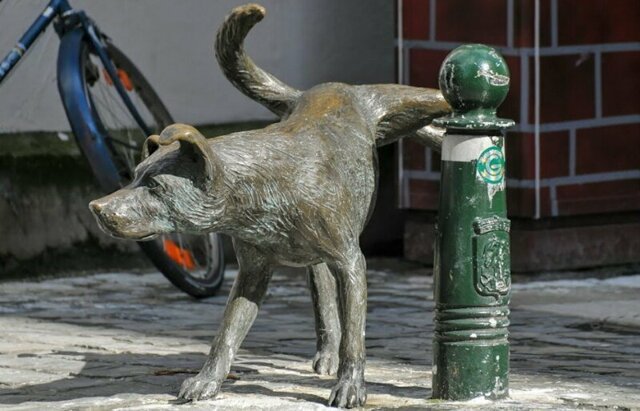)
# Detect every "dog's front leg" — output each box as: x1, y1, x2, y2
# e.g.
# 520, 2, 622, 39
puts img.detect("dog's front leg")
328, 250, 367, 408
308, 262, 341, 375
179, 241, 272, 402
